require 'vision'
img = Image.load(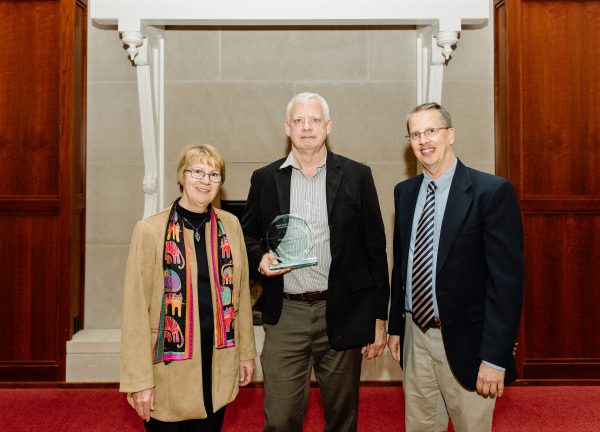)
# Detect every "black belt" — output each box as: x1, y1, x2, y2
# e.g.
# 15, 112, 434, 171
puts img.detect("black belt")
406, 310, 442, 330
283, 291, 327, 304
428, 316, 442, 329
